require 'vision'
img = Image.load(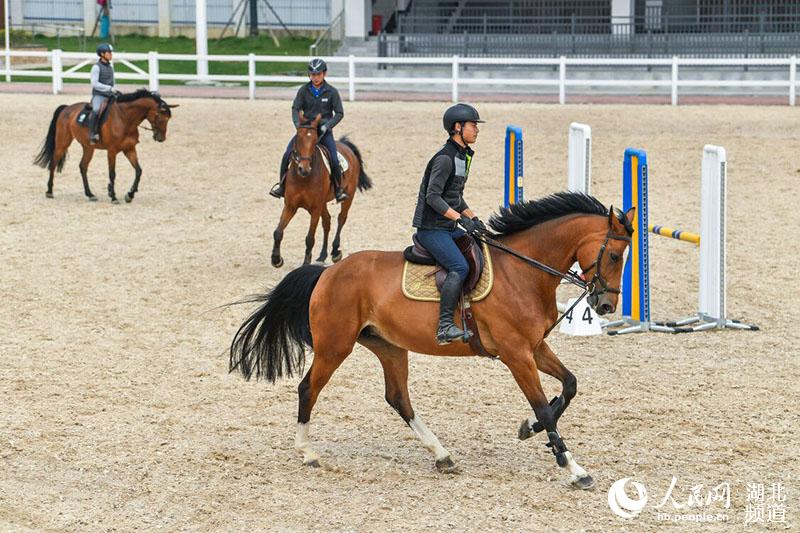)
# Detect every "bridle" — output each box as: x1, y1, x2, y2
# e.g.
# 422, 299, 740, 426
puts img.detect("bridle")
291, 124, 317, 168
473, 221, 631, 336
